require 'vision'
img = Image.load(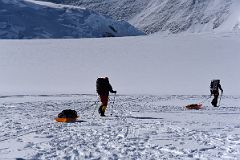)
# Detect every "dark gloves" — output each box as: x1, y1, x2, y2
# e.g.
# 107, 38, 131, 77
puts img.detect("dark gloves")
113, 90, 117, 94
